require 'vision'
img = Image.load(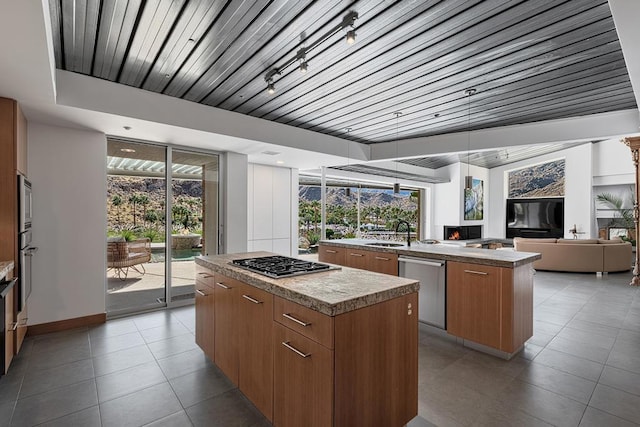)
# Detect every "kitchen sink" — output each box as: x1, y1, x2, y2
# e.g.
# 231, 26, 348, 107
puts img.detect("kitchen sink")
365, 242, 405, 247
